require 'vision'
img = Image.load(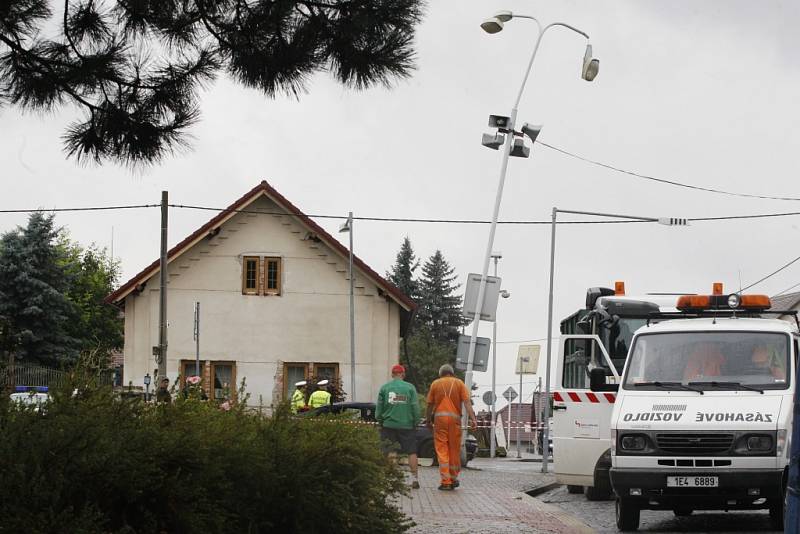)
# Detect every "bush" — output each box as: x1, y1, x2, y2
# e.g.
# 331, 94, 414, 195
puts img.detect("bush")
0, 382, 411, 534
